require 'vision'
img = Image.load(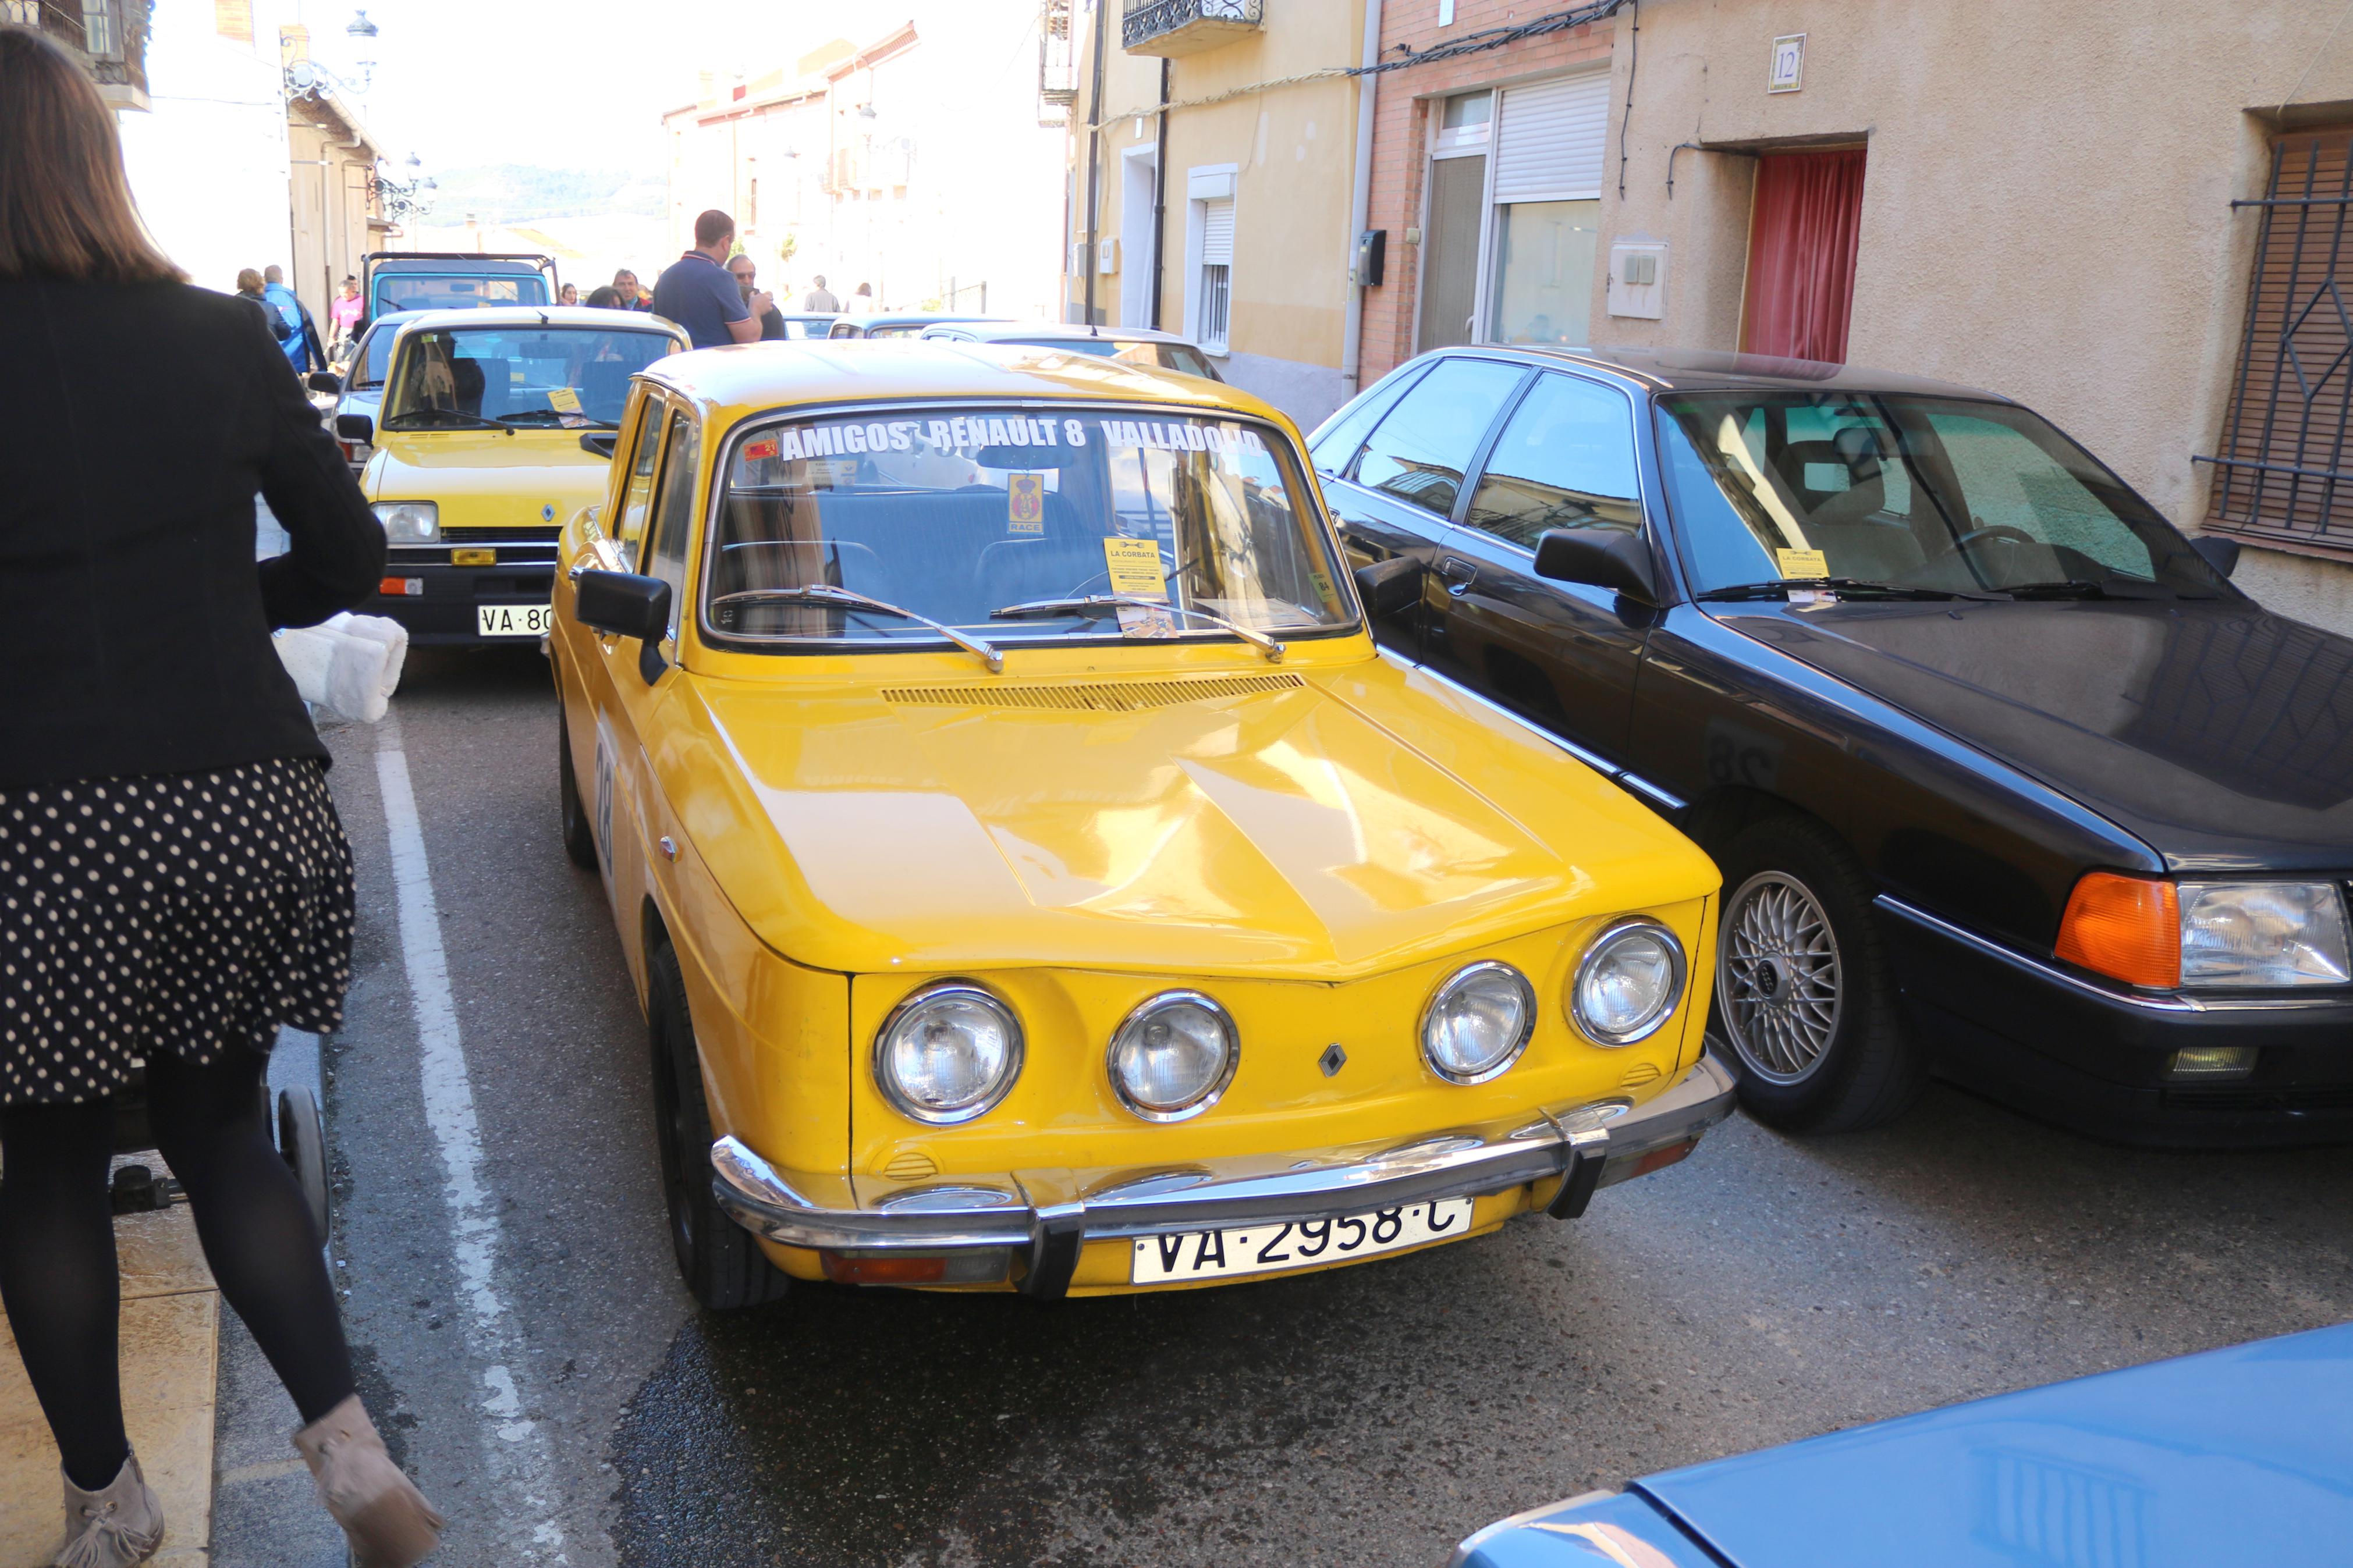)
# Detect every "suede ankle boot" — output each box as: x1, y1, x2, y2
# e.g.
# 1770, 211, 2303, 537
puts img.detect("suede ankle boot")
52, 1450, 165, 1568
290, 1394, 445, 1567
